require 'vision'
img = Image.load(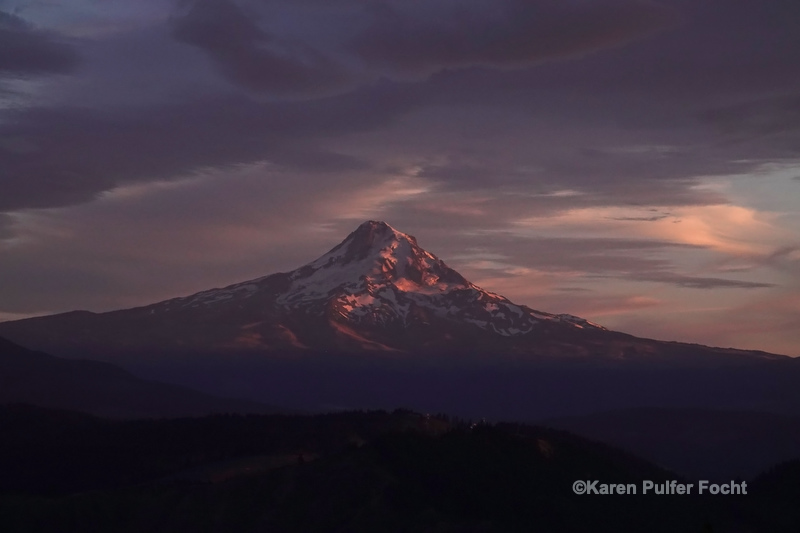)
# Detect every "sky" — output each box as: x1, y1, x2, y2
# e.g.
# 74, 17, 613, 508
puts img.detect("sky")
0, 0, 799, 356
